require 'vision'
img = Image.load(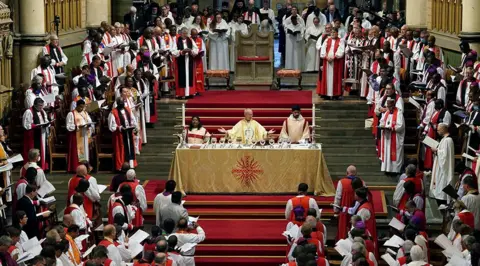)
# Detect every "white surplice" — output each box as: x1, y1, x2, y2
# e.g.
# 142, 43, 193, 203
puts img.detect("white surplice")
172, 38, 199, 97
284, 22, 305, 70
208, 20, 230, 70
66, 110, 93, 162
430, 136, 455, 200
320, 37, 345, 96
22, 109, 49, 166
379, 109, 405, 173
304, 25, 324, 72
